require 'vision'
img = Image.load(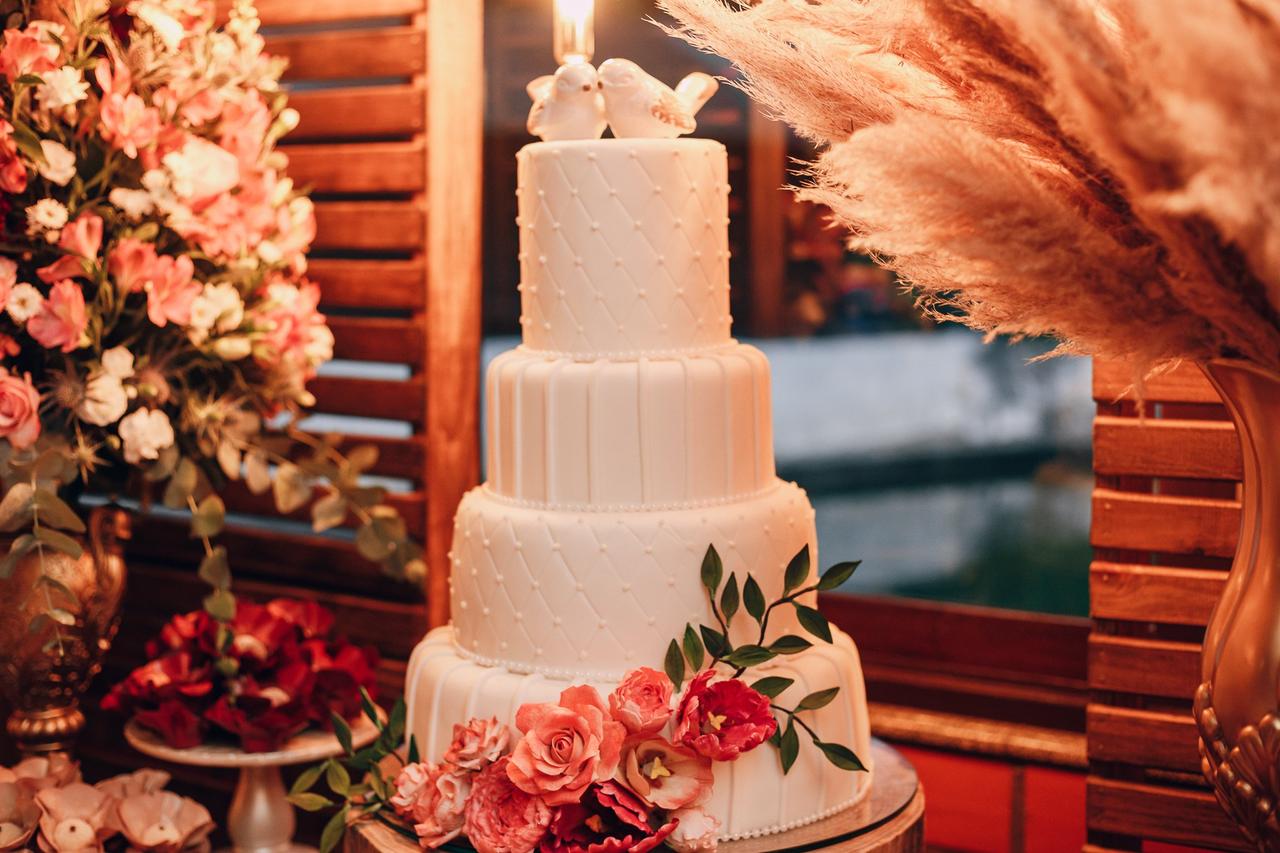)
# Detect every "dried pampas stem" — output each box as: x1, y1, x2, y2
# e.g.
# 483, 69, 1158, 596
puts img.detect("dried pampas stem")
660, 0, 1280, 376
